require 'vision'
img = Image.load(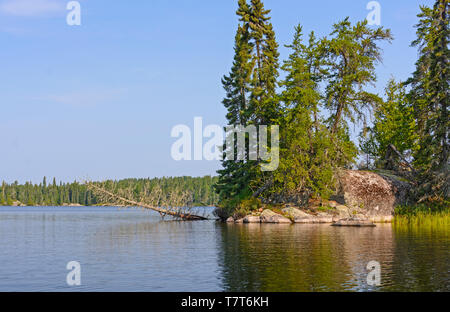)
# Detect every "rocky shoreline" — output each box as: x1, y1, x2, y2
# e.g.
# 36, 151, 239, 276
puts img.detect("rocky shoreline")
224, 170, 411, 226
226, 206, 391, 226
